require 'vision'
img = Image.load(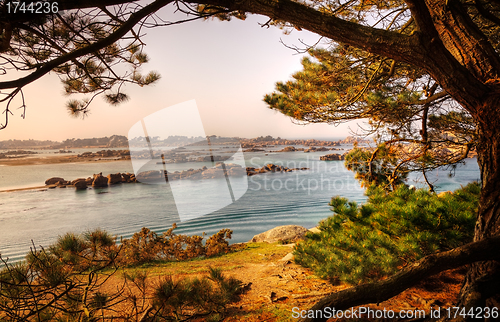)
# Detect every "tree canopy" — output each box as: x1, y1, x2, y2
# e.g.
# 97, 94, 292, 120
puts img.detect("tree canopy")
264, 45, 476, 190
2, 1, 500, 320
